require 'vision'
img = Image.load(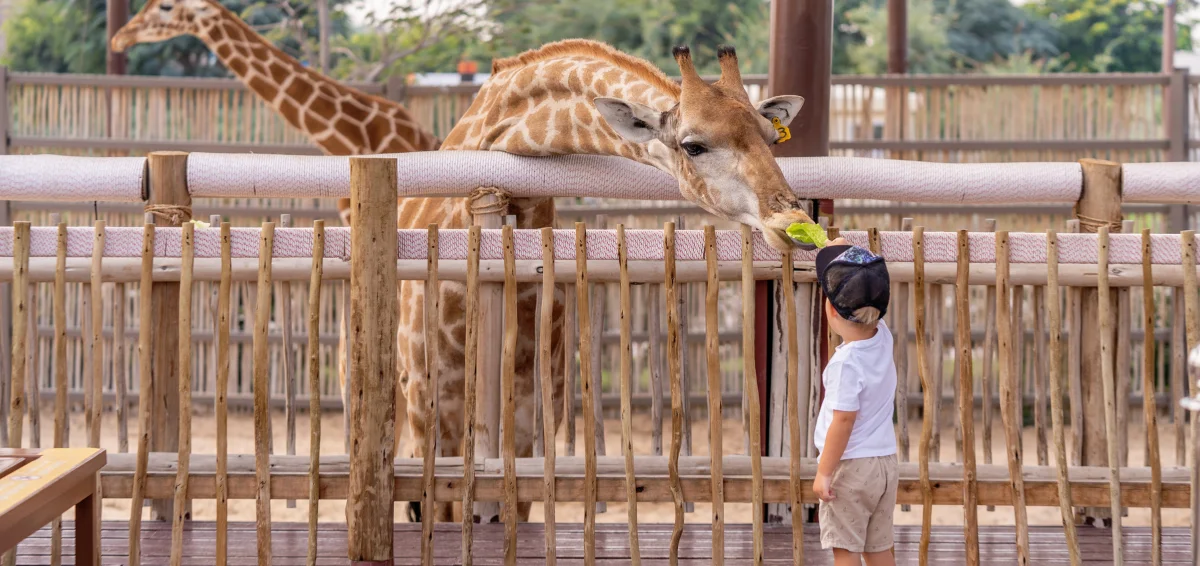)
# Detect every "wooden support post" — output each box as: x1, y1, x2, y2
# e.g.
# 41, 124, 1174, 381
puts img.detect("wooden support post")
1167, 68, 1189, 162
1074, 159, 1122, 525
146, 151, 191, 521
347, 157, 399, 566
472, 196, 504, 524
